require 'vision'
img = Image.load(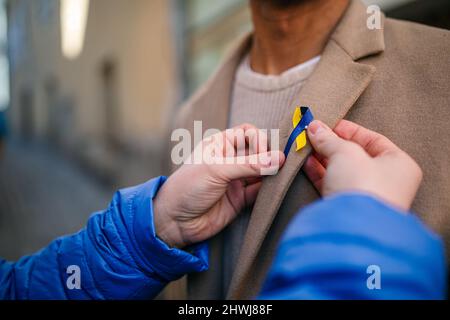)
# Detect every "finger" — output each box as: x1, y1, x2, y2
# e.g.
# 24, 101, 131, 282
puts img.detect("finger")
244, 181, 263, 207
244, 177, 262, 185
202, 130, 235, 158
213, 150, 285, 181
334, 120, 400, 157
245, 126, 269, 154
303, 155, 326, 193
307, 120, 348, 159
224, 124, 268, 156
224, 126, 247, 157
312, 151, 328, 168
